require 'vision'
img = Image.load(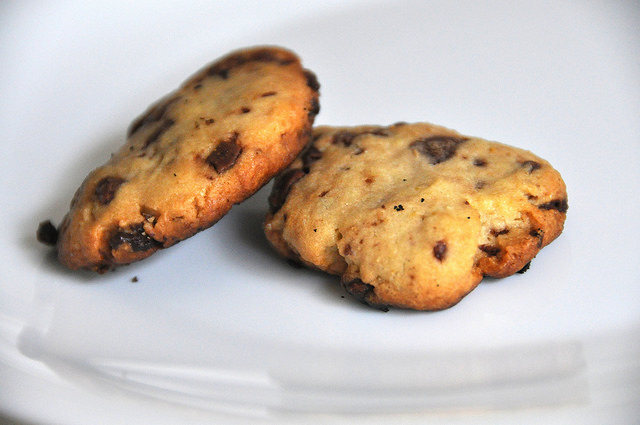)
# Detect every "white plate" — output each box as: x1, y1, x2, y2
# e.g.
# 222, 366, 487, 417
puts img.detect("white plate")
1, 1, 639, 424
